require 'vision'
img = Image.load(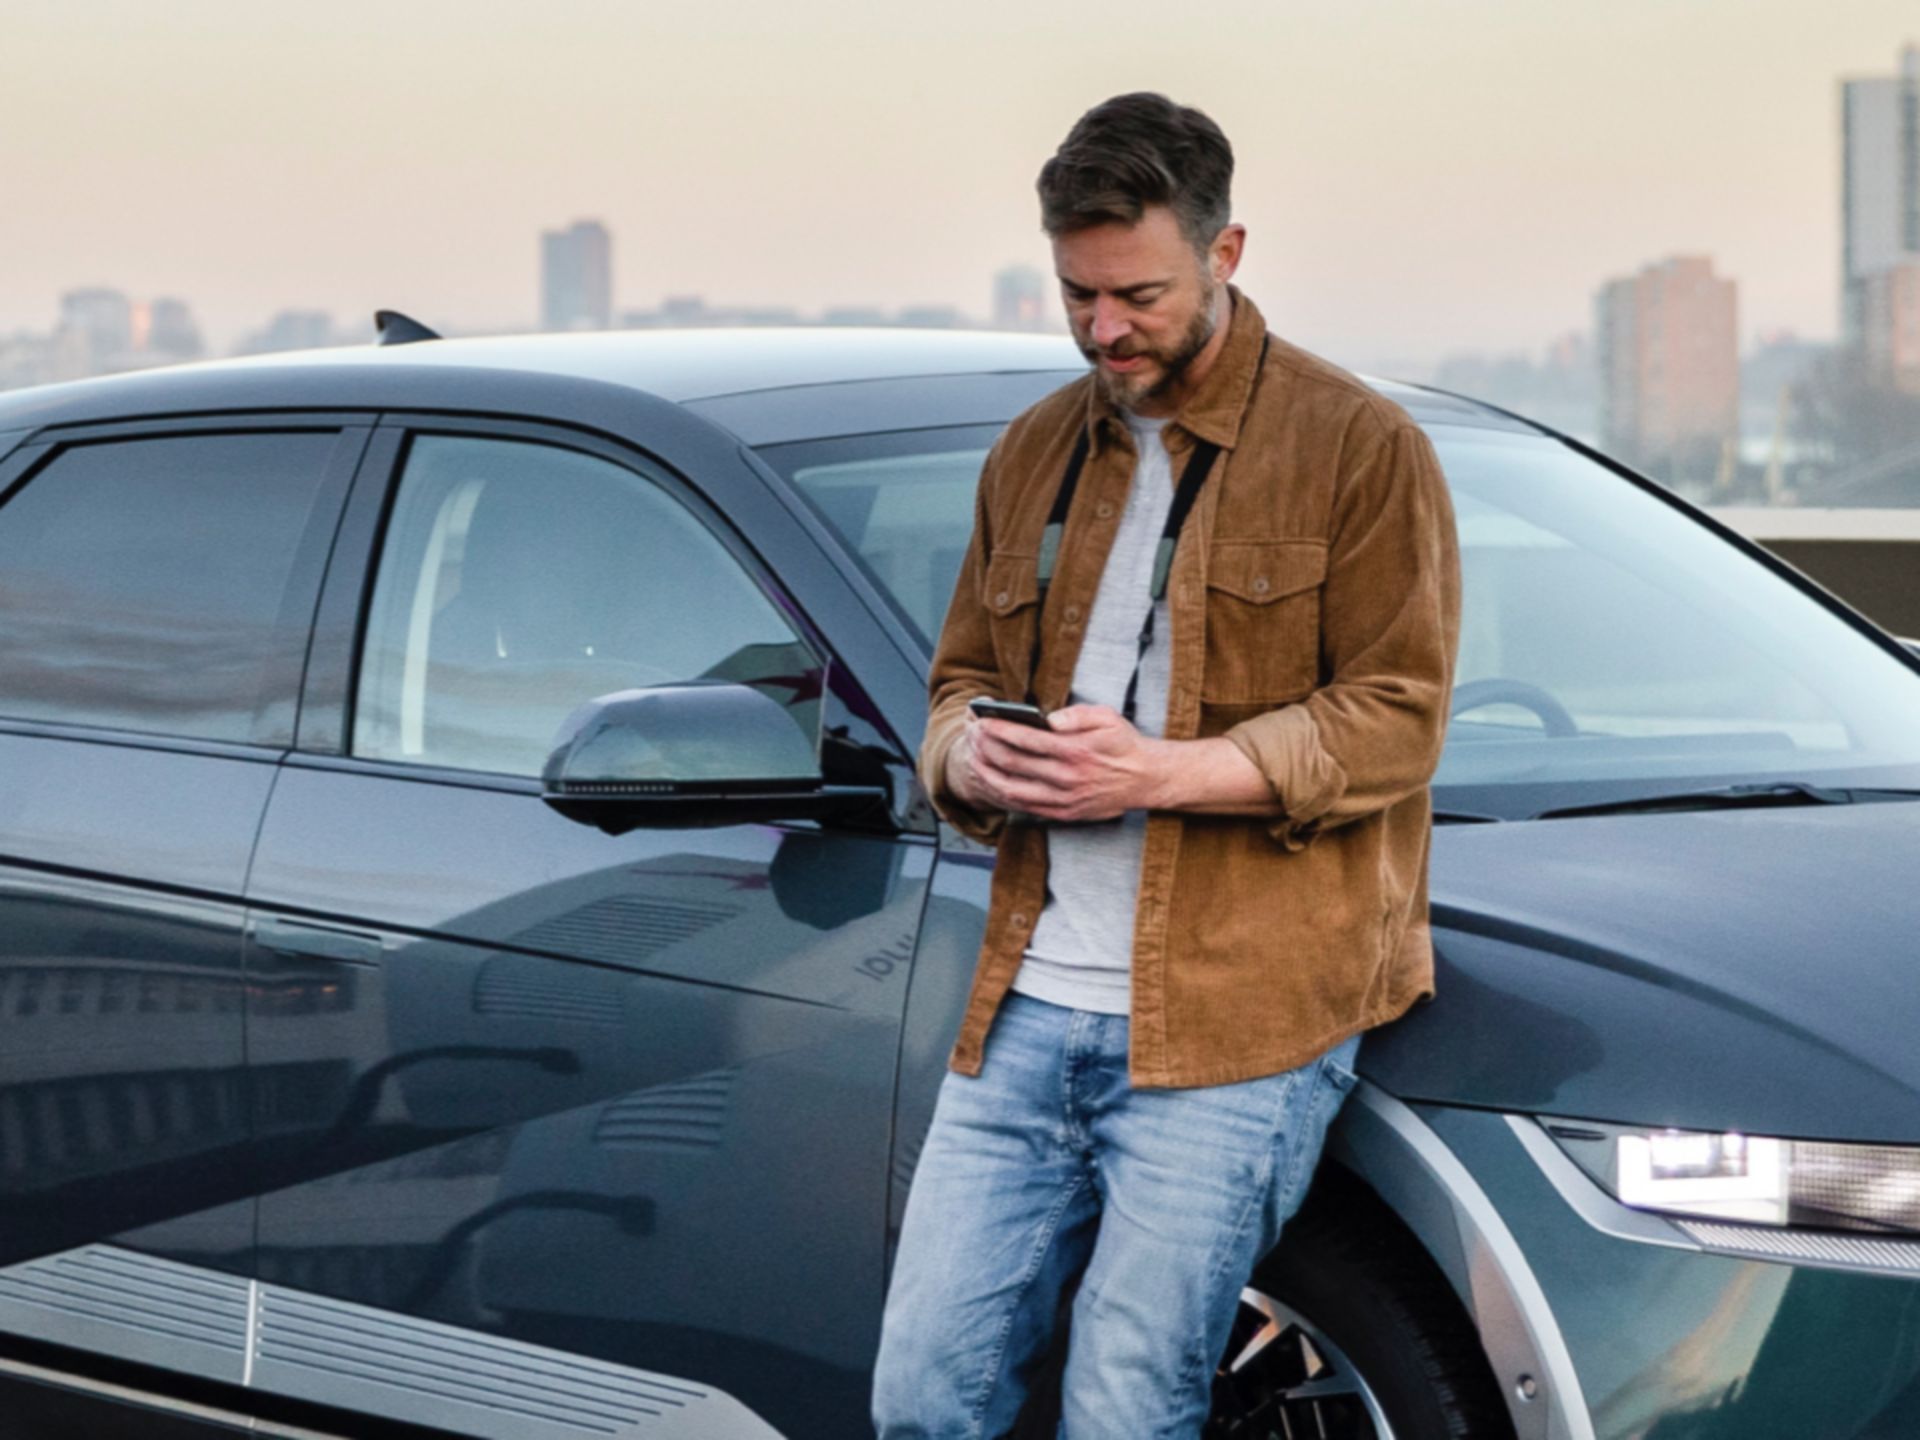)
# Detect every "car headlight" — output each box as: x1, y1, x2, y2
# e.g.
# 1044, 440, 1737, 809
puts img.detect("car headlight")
1543, 1119, 1920, 1234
